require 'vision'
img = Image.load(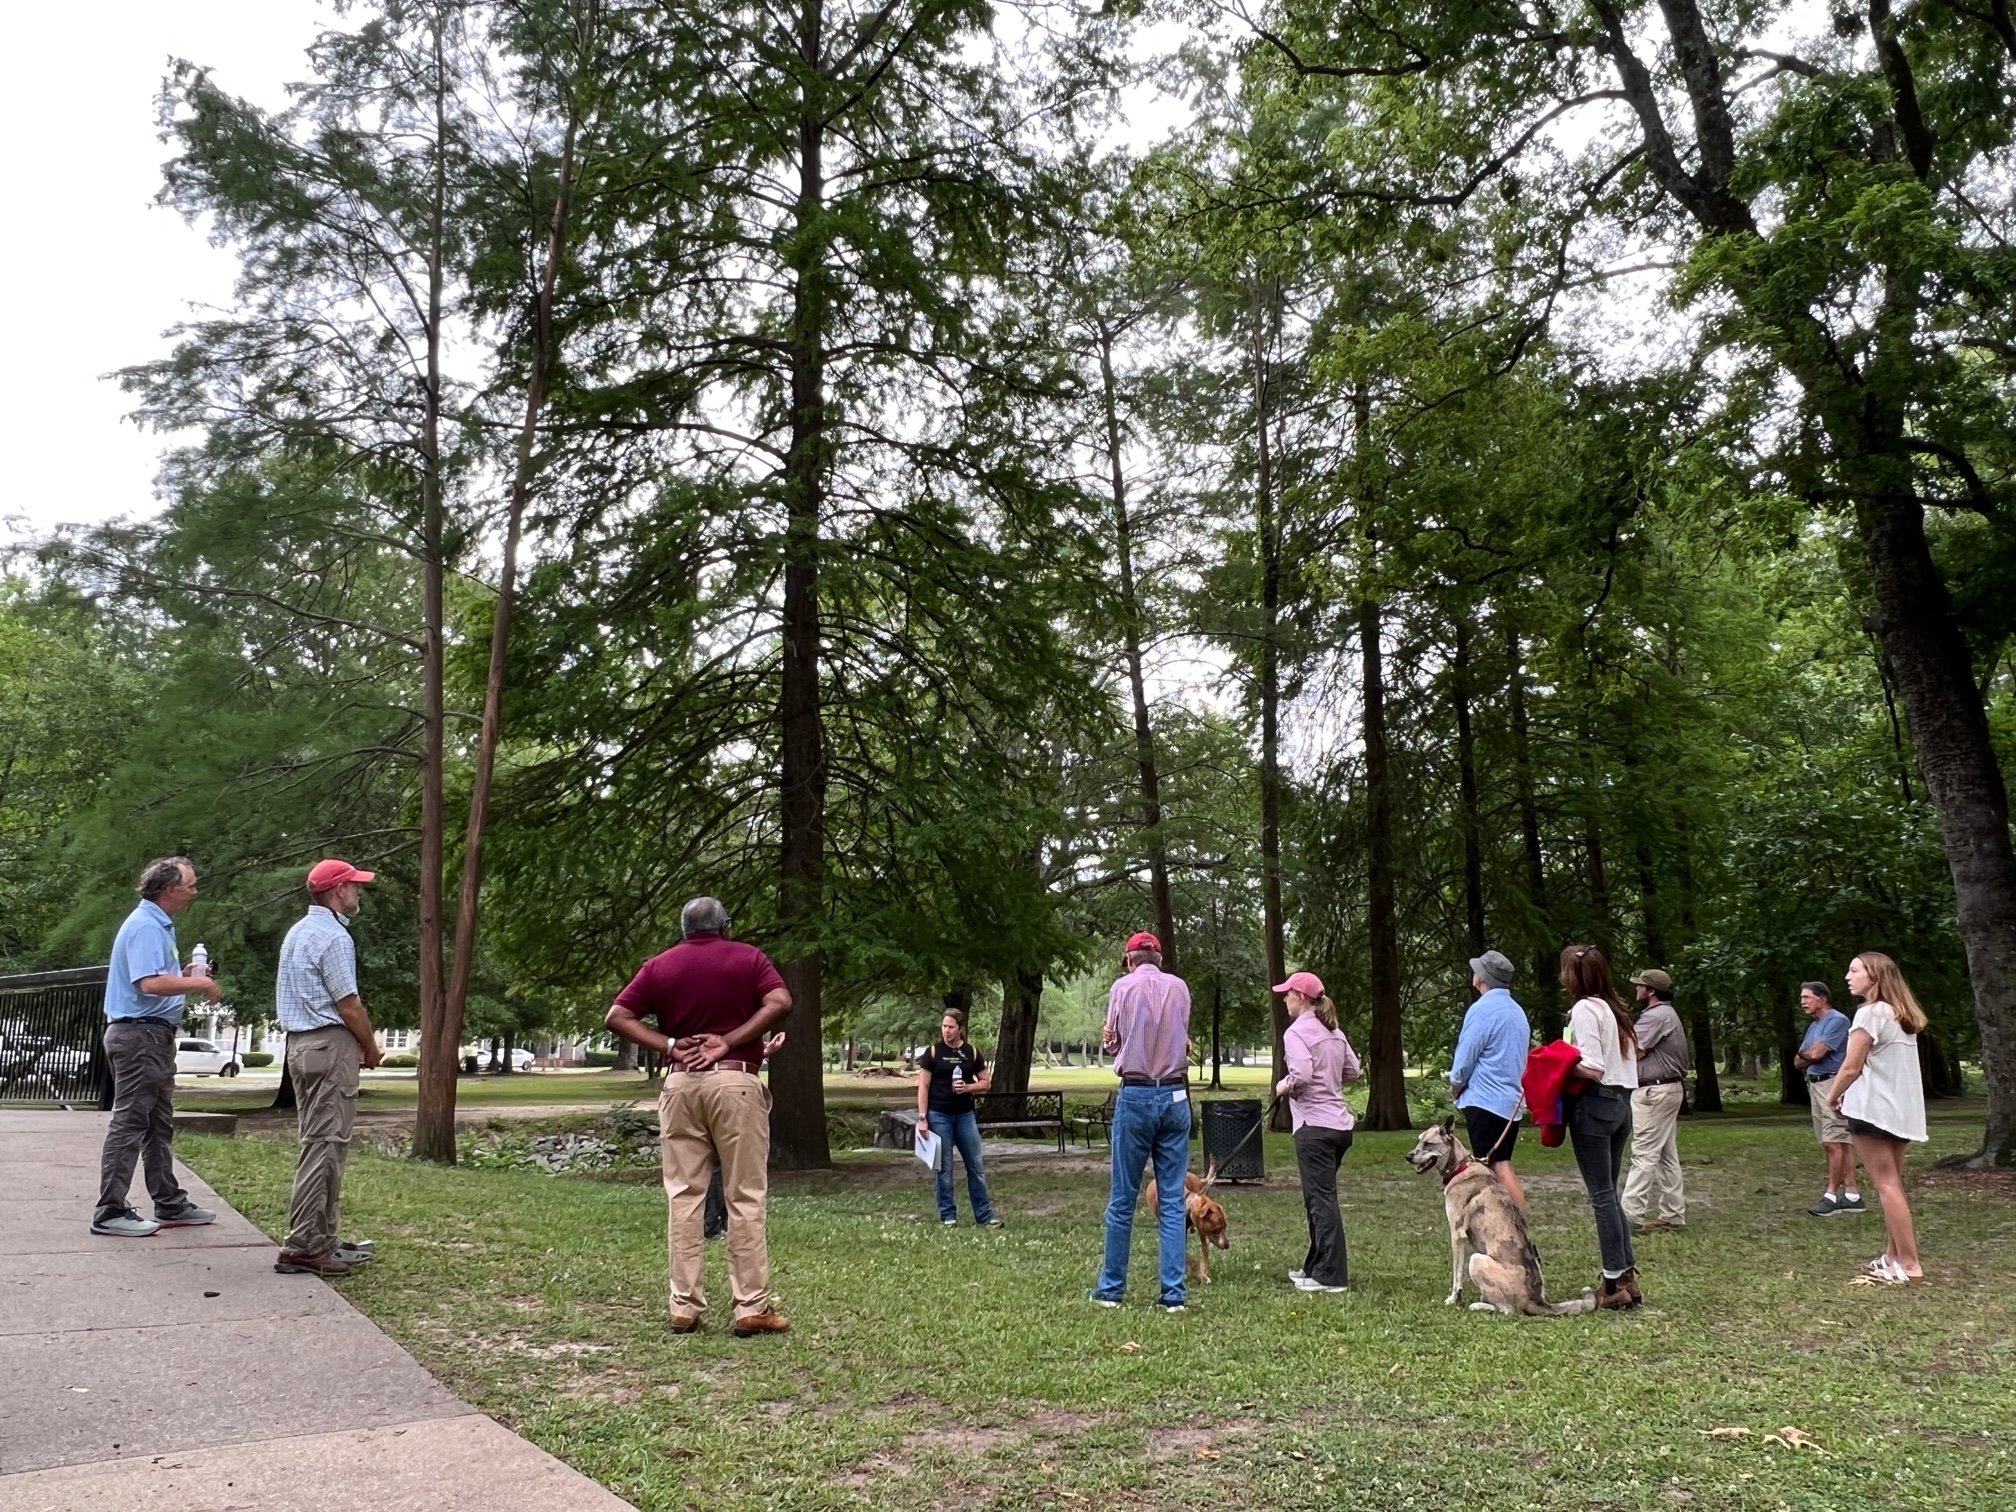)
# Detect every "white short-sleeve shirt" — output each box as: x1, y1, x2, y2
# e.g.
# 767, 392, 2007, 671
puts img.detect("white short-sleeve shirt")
1840, 1002, 1928, 1142
1566, 996, 1639, 1089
